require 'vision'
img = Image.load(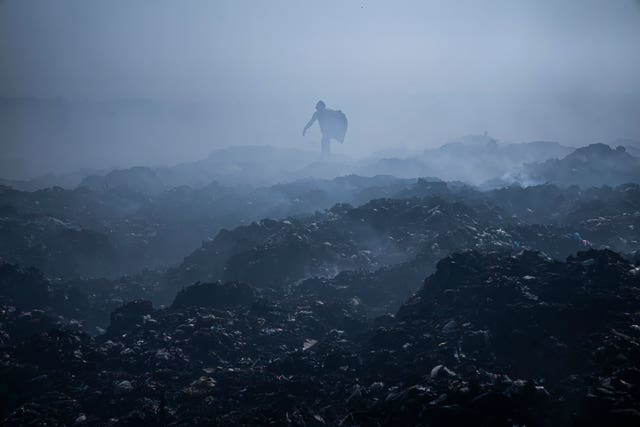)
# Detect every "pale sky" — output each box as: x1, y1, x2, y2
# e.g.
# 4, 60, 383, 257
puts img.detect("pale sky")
1, 0, 639, 176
